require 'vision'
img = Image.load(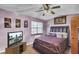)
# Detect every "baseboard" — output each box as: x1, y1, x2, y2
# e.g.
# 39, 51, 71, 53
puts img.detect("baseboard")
0, 49, 5, 53
27, 42, 33, 45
